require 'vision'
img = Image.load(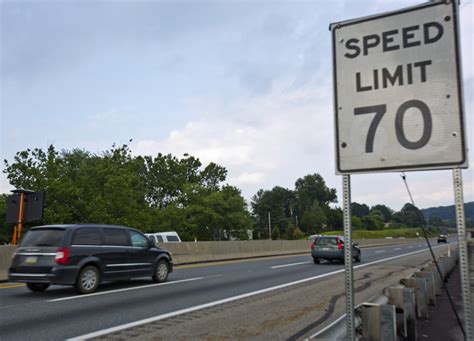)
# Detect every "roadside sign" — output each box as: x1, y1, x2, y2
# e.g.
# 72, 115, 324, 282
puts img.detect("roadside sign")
332, 1, 468, 174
